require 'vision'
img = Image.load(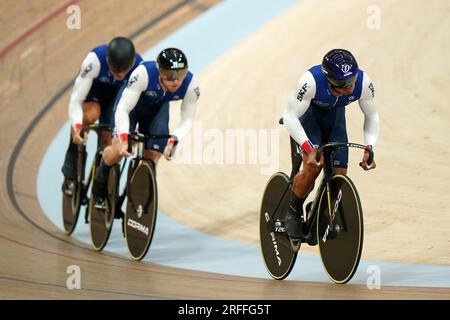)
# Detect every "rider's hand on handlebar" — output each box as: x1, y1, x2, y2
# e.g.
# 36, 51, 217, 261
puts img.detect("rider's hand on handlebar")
302, 147, 324, 170
71, 124, 87, 145
359, 147, 376, 171
118, 140, 132, 158
164, 136, 178, 161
